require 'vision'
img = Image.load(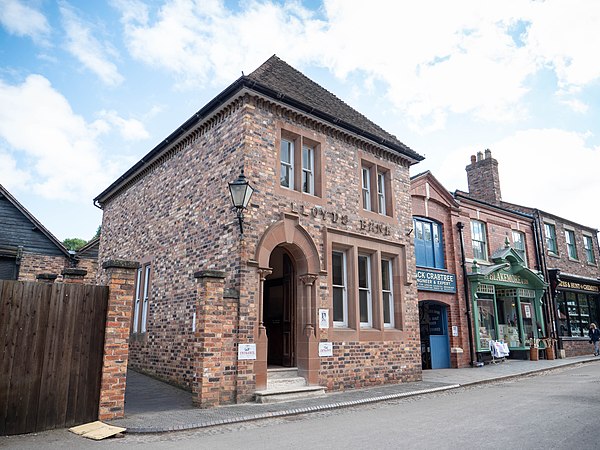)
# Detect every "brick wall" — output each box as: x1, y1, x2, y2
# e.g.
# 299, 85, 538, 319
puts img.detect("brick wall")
562, 338, 595, 357
99, 93, 421, 400
18, 252, 69, 281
